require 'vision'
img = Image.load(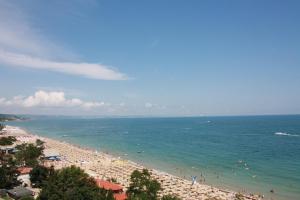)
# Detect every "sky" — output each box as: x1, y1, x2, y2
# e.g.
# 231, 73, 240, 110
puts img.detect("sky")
0, 0, 300, 116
